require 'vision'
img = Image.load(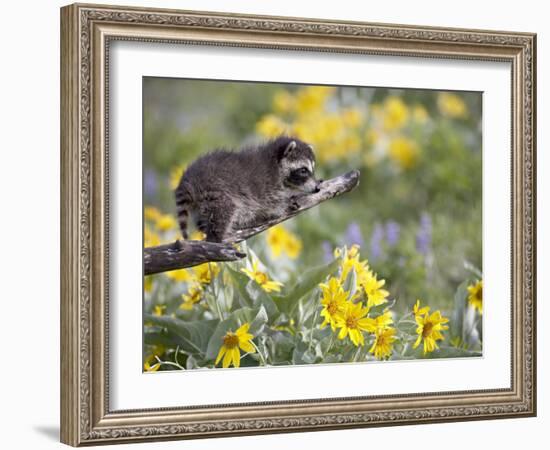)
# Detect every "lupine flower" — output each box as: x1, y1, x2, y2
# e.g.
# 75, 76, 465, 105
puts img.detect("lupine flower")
345, 222, 364, 248
322, 241, 333, 264
215, 323, 256, 368
467, 279, 483, 315
385, 221, 400, 247
370, 223, 384, 262
144, 169, 158, 199
416, 212, 432, 255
